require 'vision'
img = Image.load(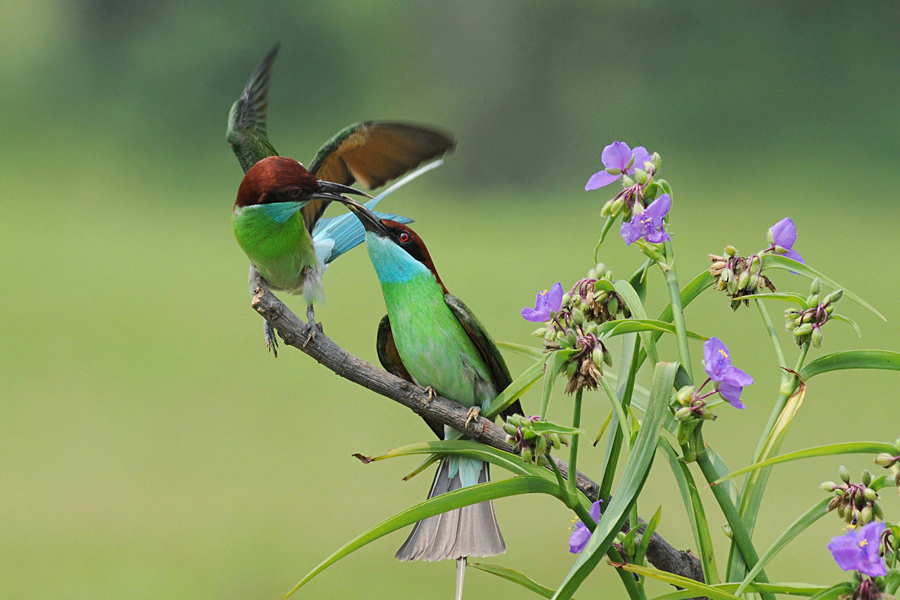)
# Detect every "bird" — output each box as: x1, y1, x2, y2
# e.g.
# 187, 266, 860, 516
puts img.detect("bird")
227, 44, 455, 353
344, 201, 523, 600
